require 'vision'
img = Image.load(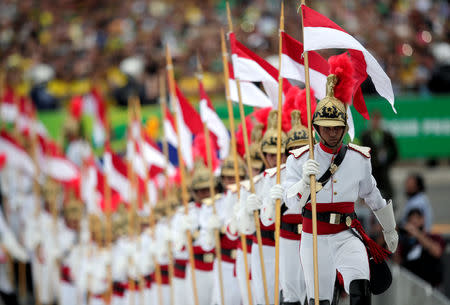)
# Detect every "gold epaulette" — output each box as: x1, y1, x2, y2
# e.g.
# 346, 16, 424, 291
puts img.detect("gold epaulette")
264, 163, 286, 178
202, 193, 223, 206
348, 143, 371, 158
290, 145, 310, 159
